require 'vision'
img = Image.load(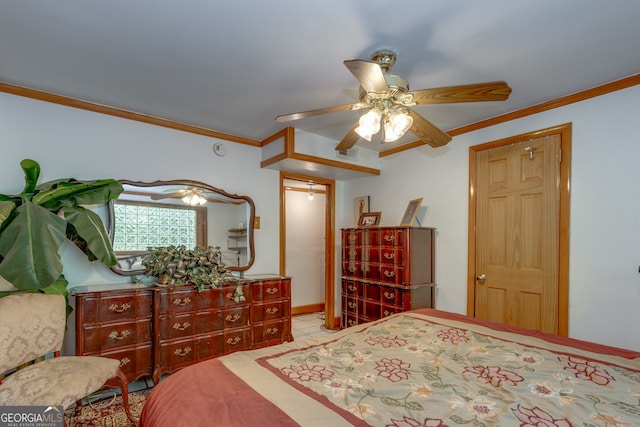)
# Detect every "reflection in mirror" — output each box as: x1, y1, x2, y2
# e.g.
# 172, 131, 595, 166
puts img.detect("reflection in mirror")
108, 179, 255, 276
